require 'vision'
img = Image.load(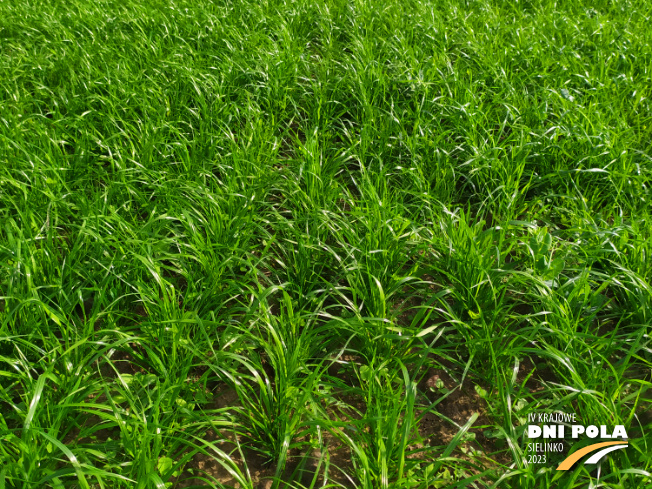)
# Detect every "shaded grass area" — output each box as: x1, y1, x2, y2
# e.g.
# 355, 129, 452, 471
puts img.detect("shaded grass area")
1, 0, 651, 487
